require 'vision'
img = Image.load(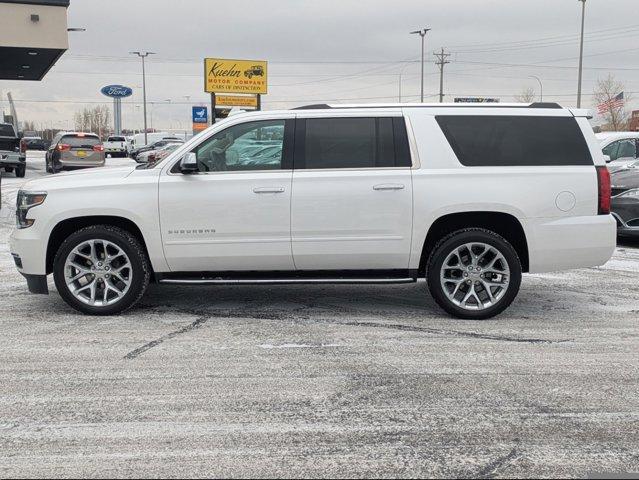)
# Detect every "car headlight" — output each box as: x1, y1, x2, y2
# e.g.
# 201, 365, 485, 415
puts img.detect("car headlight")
617, 188, 639, 199
16, 191, 47, 229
